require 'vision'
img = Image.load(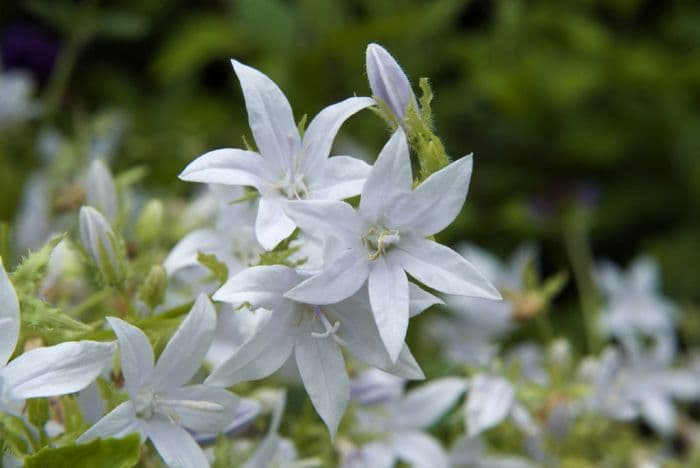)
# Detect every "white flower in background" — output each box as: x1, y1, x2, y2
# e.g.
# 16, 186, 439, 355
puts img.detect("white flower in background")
450, 436, 536, 468
86, 159, 118, 221
596, 256, 678, 365
365, 43, 417, 123
350, 368, 405, 406
0, 260, 115, 411
179, 59, 374, 250
283, 129, 500, 360
78, 295, 239, 467
206, 264, 431, 437
341, 372, 467, 468
0, 69, 40, 127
